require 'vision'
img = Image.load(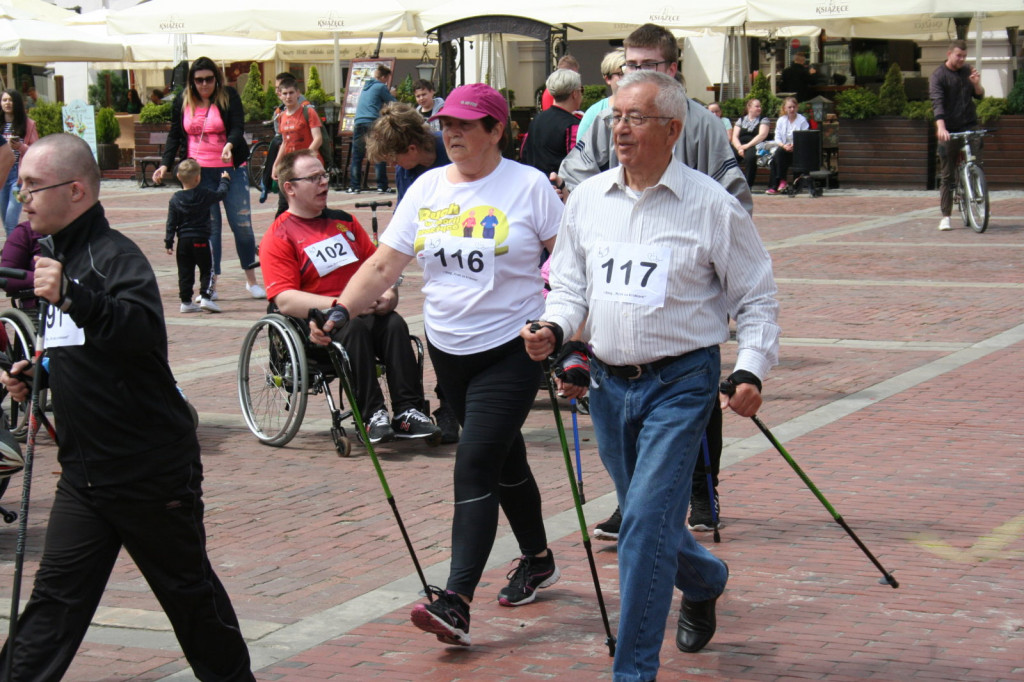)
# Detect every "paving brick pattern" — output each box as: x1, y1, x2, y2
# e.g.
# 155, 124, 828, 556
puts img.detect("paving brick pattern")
1, 182, 1021, 681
